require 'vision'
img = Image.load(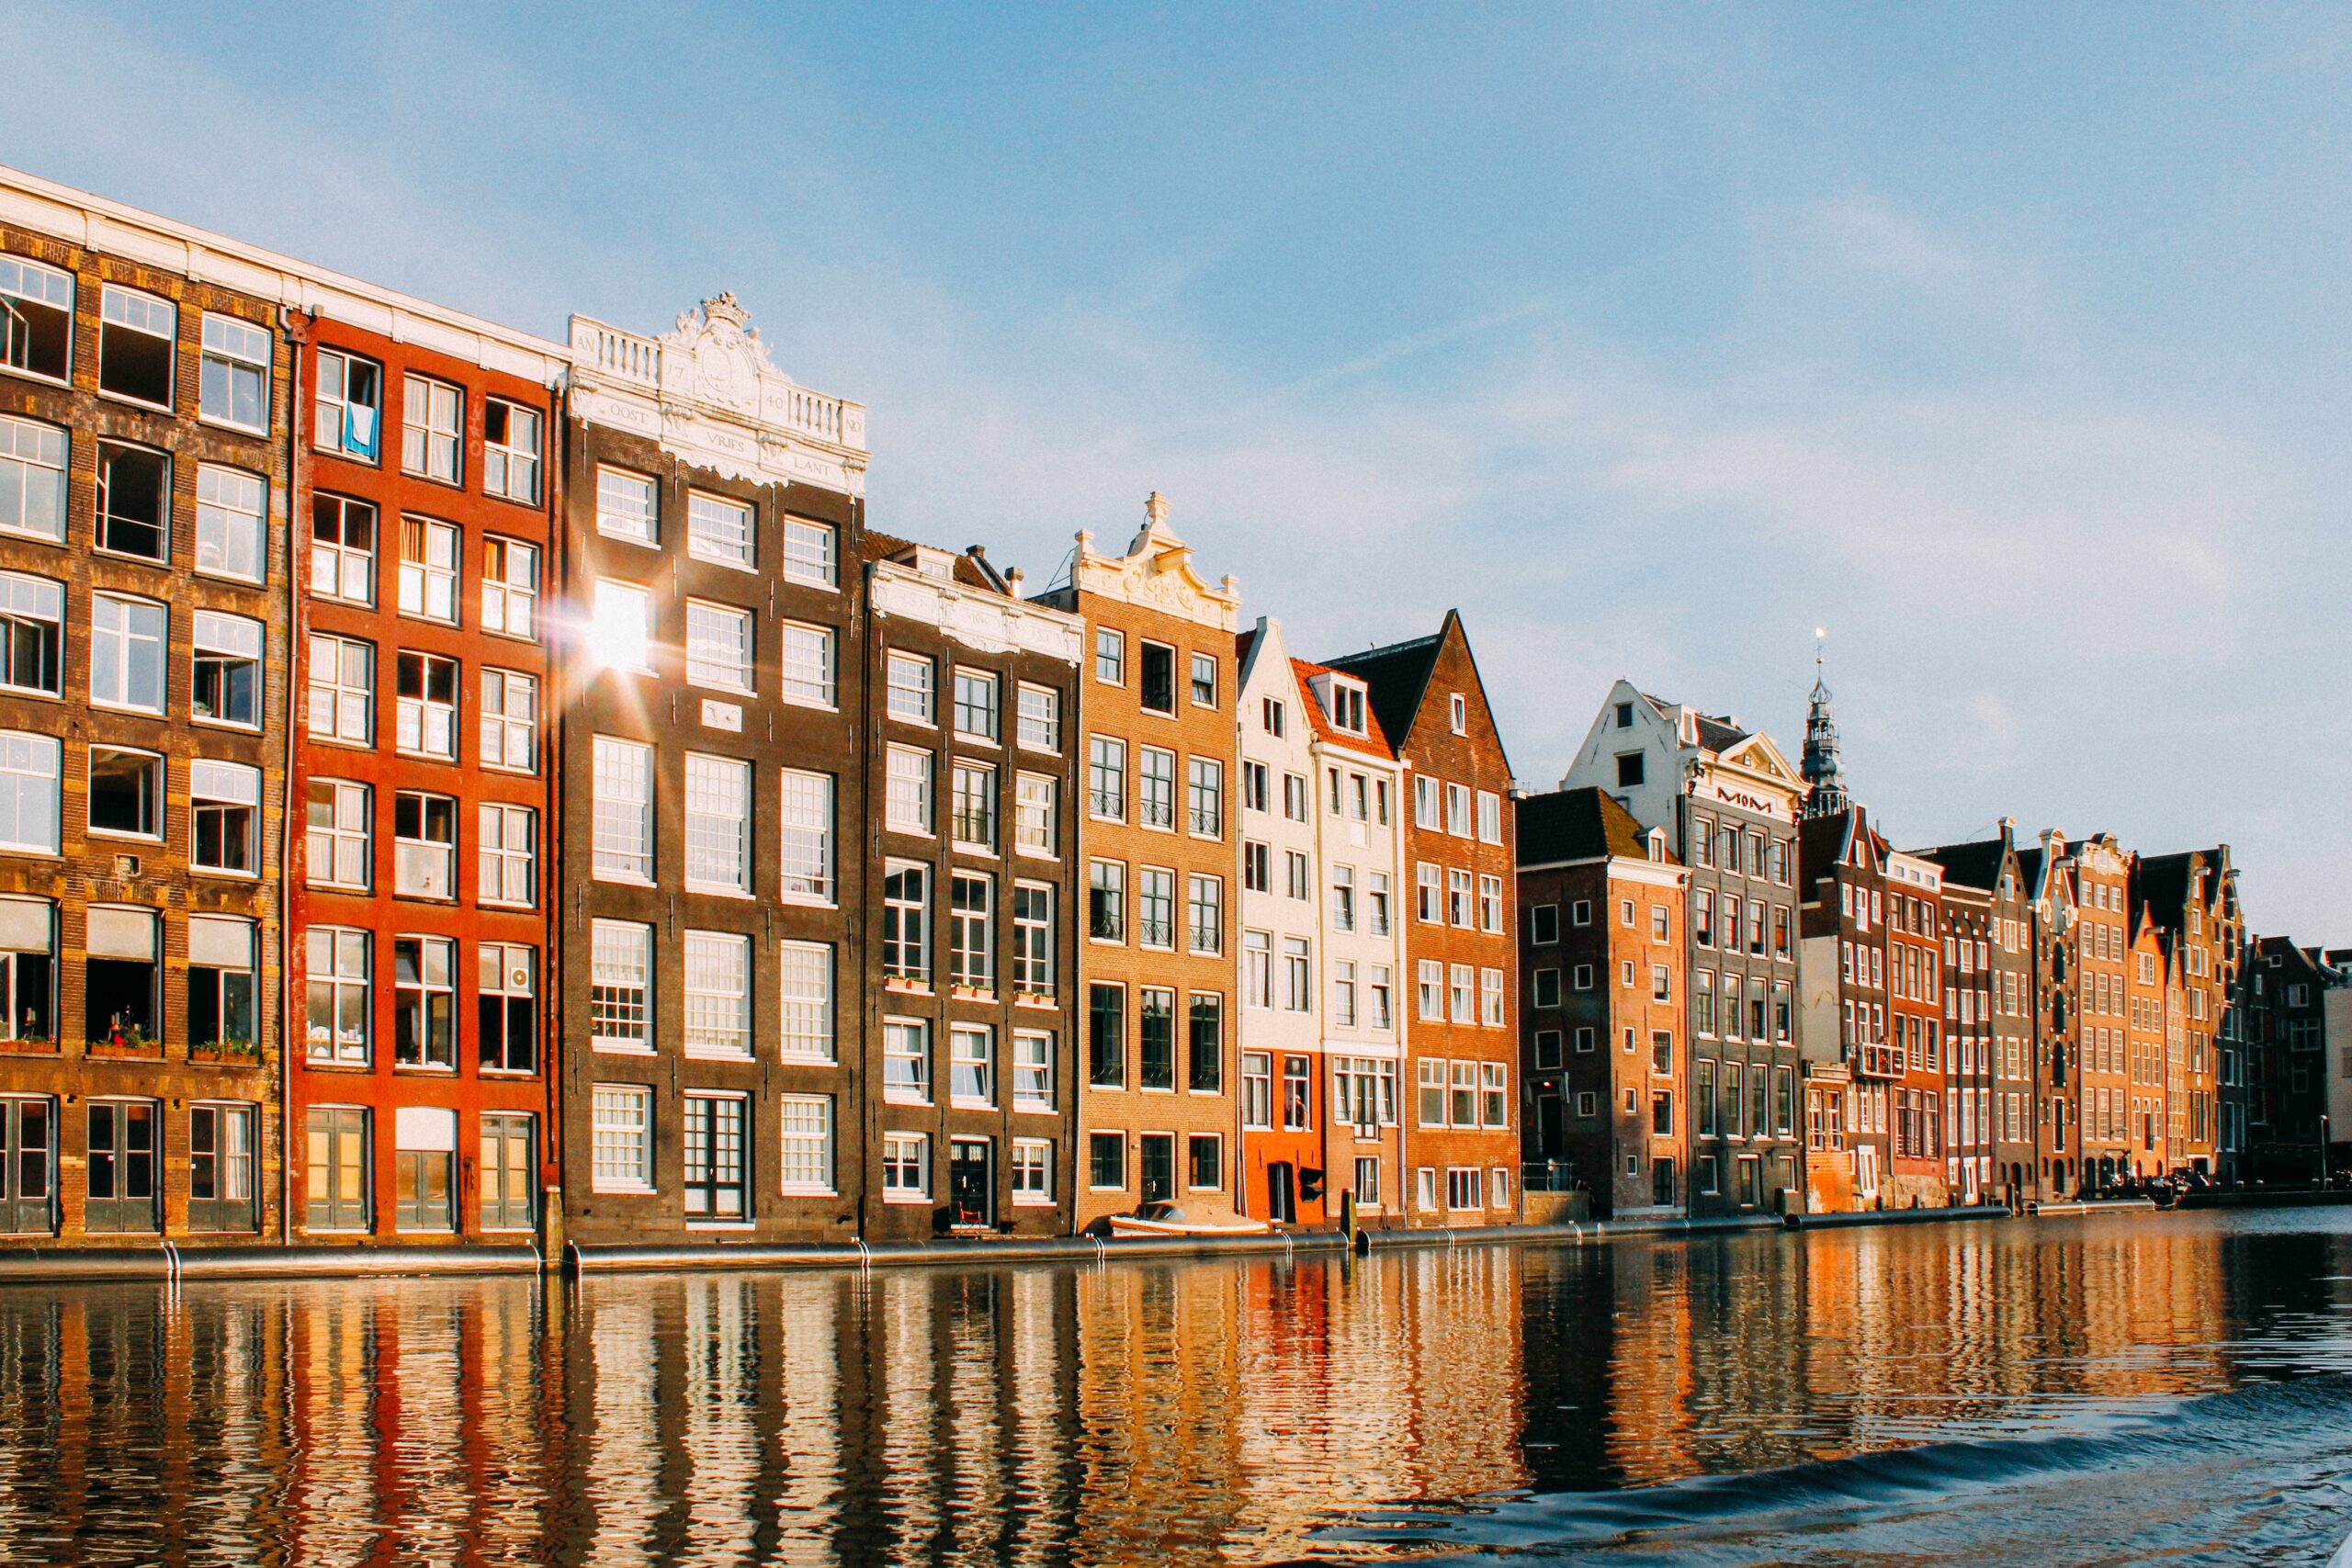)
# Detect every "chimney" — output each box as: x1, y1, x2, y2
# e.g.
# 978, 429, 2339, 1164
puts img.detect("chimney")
1006, 568, 1025, 597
